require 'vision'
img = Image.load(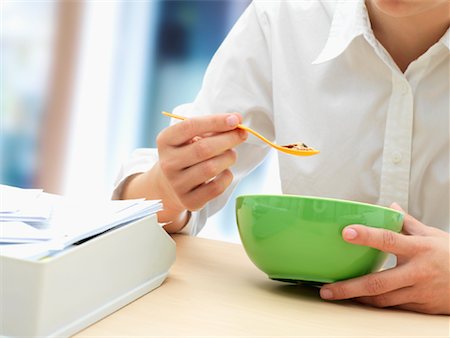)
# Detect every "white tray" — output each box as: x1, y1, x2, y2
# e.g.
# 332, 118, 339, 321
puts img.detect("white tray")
1, 215, 175, 337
